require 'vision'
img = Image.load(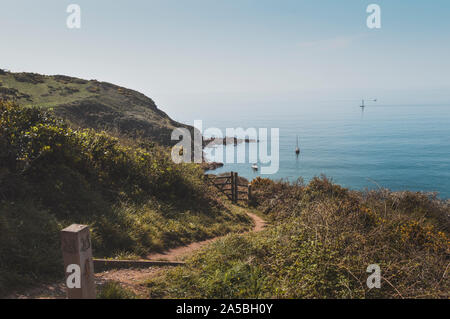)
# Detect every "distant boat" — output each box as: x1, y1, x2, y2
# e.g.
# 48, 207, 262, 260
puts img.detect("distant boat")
251, 163, 258, 170
295, 136, 300, 155
360, 99, 365, 108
